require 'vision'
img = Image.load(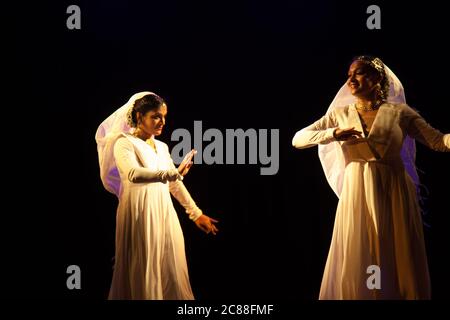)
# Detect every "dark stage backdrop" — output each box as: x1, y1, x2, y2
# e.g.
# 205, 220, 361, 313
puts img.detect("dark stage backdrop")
10, 0, 449, 307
